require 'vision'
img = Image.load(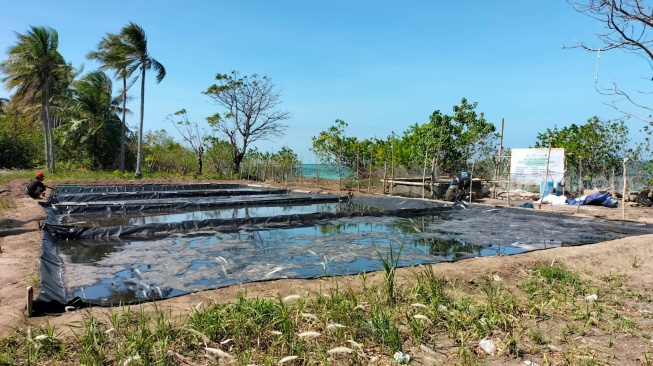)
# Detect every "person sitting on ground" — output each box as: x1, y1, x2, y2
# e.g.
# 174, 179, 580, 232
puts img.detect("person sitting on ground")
26, 171, 48, 199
